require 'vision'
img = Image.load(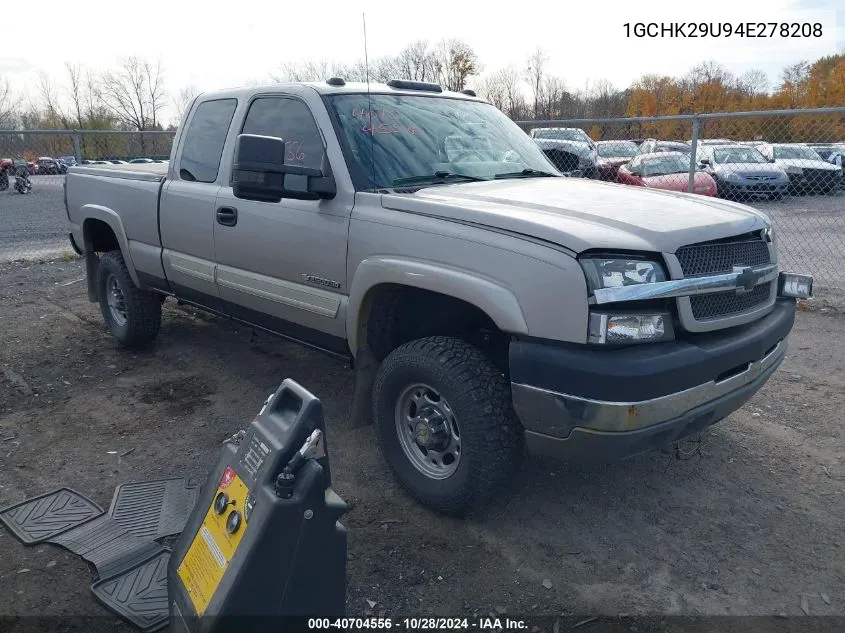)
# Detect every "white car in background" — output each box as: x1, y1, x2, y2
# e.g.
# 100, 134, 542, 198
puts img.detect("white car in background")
756, 143, 843, 194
